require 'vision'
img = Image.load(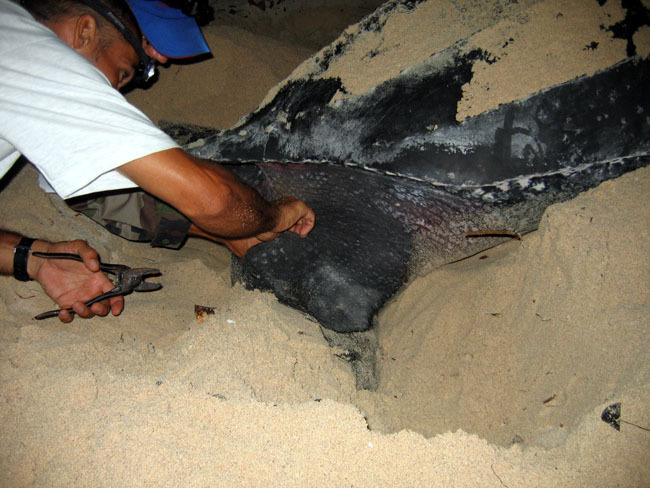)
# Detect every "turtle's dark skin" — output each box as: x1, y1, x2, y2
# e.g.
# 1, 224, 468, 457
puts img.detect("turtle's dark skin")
159, 0, 649, 389
165, 54, 649, 334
